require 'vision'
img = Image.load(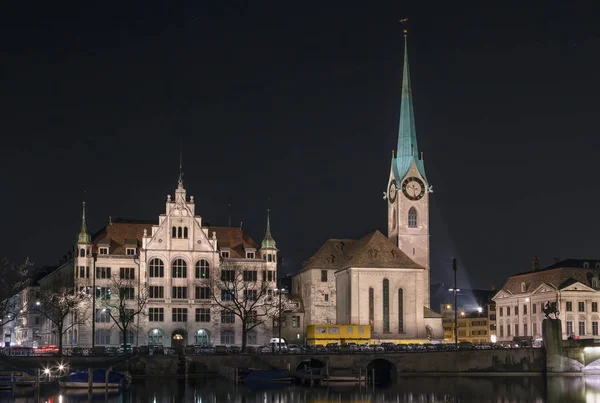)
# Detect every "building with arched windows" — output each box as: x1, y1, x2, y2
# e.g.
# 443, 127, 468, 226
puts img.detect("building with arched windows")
291, 35, 443, 341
